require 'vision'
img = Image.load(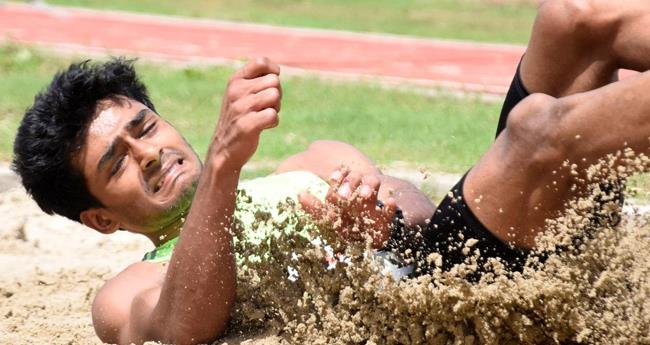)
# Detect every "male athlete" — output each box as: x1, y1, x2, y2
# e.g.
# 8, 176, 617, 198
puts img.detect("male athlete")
12, 0, 650, 344
13, 50, 435, 345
